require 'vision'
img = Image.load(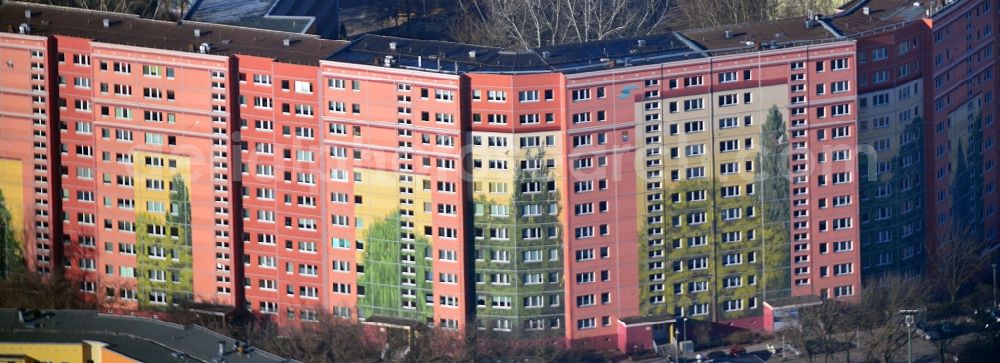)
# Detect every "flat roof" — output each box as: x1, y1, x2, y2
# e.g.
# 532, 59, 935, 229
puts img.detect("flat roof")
827, 0, 931, 36
0, 1, 346, 65
678, 17, 840, 55
0, 309, 295, 363
186, 0, 341, 39
327, 34, 551, 73
329, 33, 704, 74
